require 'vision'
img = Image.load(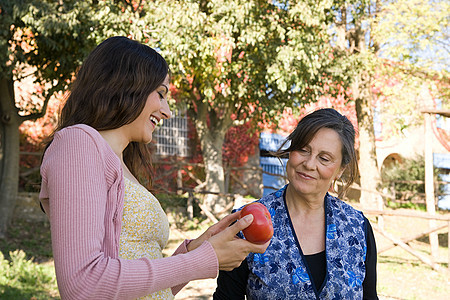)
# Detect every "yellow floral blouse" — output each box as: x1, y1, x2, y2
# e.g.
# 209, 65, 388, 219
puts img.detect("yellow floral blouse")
119, 177, 174, 300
